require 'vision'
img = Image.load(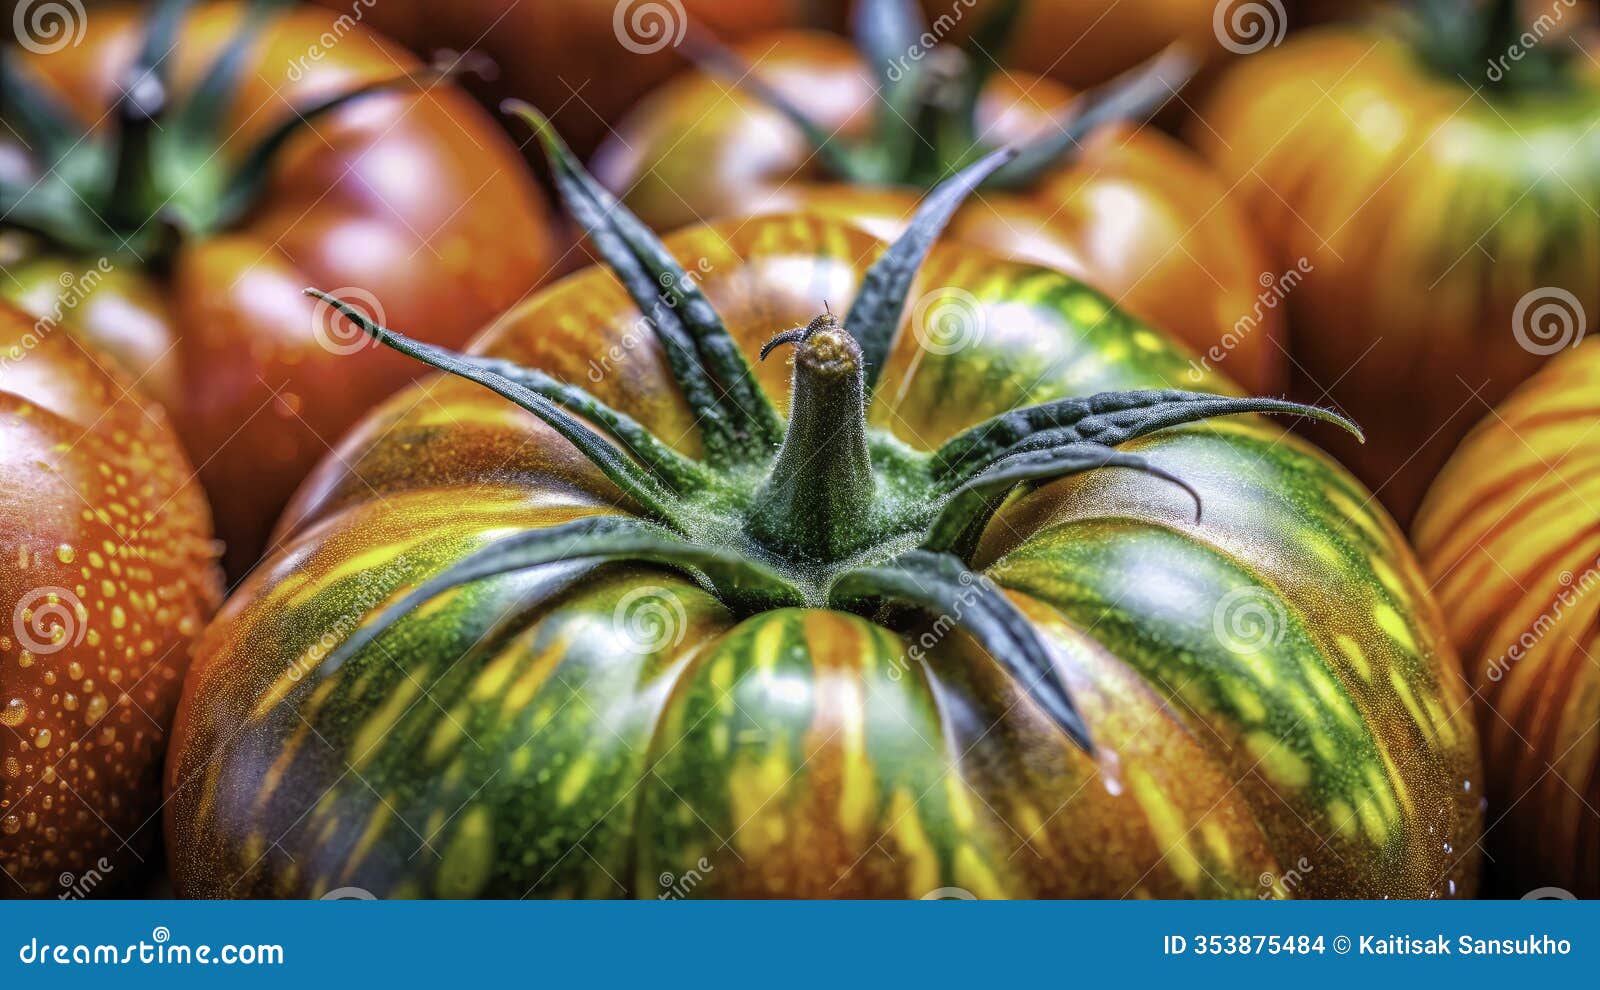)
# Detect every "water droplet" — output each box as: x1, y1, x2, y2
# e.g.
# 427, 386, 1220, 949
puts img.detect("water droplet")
34, 728, 52, 748
56, 544, 74, 564
1, 815, 20, 835
66, 662, 83, 681
1097, 746, 1124, 797
85, 695, 108, 722
0, 698, 26, 727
